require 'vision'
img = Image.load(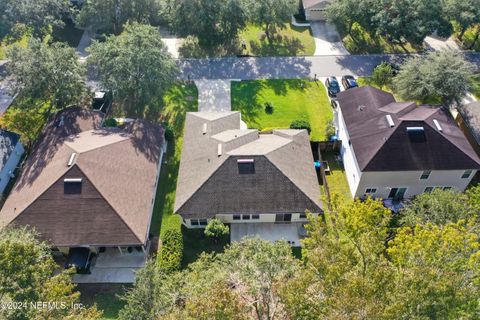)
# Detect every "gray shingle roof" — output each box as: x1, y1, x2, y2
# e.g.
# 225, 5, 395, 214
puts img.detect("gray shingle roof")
337, 86, 480, 171
458, 101, 480, 145
174, 112, 322, 218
